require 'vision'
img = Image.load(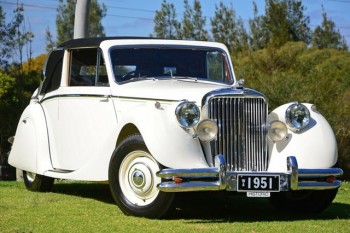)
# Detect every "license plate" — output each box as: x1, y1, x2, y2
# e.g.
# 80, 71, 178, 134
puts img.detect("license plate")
237, 175, 280, 192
